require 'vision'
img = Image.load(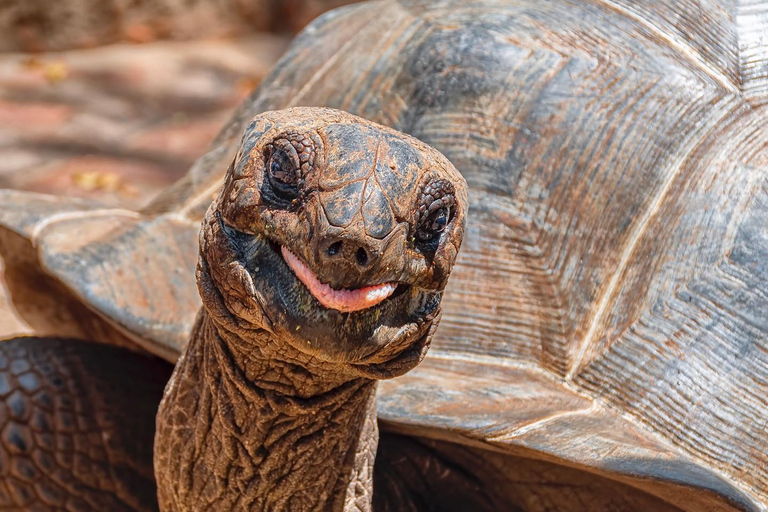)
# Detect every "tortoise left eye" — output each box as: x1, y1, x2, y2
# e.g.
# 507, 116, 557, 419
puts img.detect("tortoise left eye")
414, 178, 456, 248
417, 206, 451, 241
